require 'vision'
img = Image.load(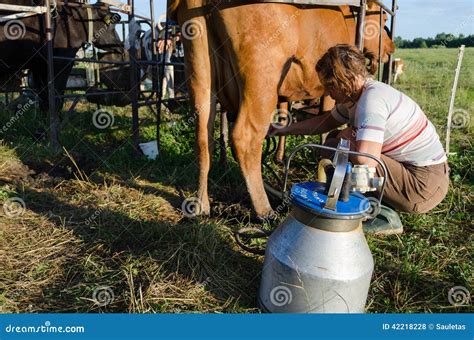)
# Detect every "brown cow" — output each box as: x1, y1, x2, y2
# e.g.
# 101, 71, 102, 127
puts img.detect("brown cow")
168, 0, 395, 218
